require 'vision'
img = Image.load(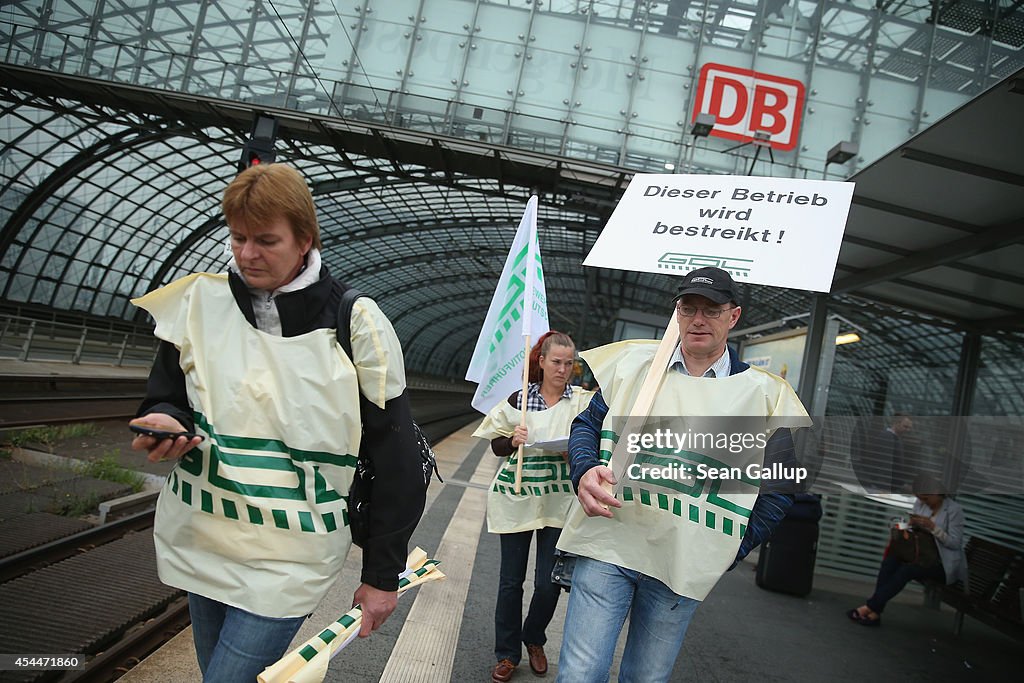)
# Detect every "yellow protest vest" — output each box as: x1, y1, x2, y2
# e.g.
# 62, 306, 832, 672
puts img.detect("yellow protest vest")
474, 387, 595, 534
133, 273, 364, 618
557, 340, 811, 600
